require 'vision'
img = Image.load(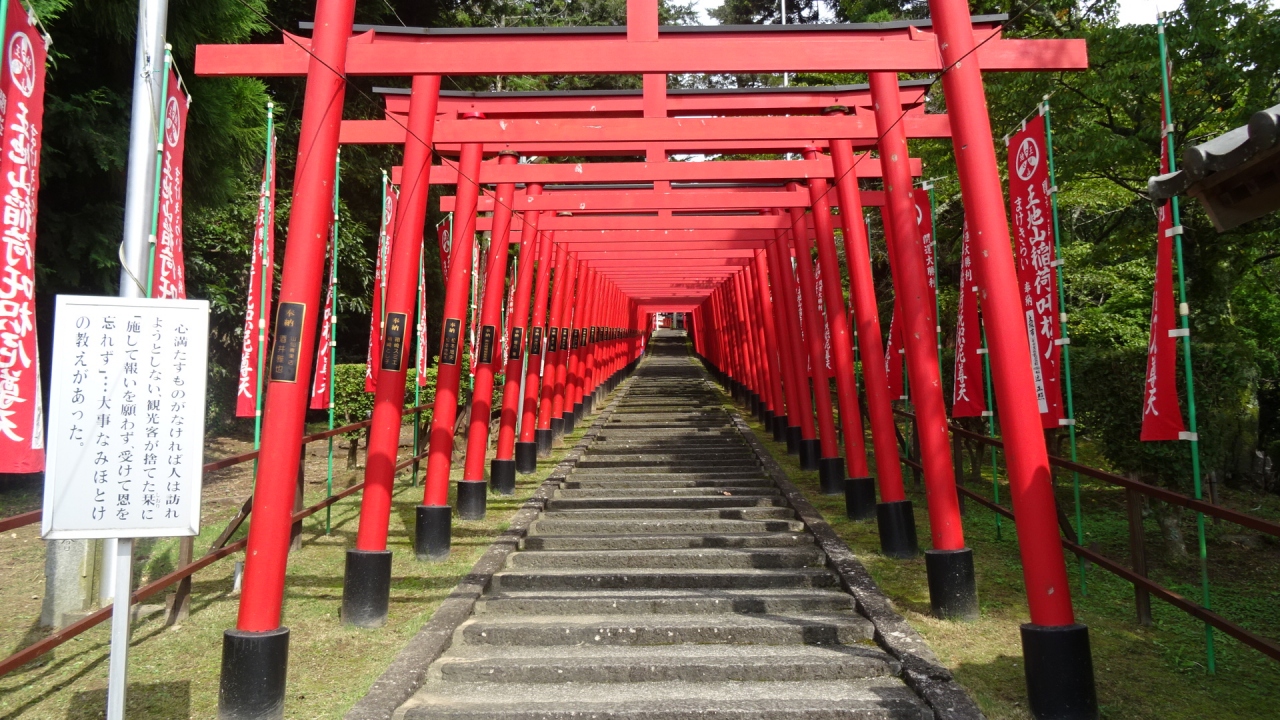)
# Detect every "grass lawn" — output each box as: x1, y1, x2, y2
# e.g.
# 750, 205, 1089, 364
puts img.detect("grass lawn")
0, 419, 591, 720
736, 409, 1280, 720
